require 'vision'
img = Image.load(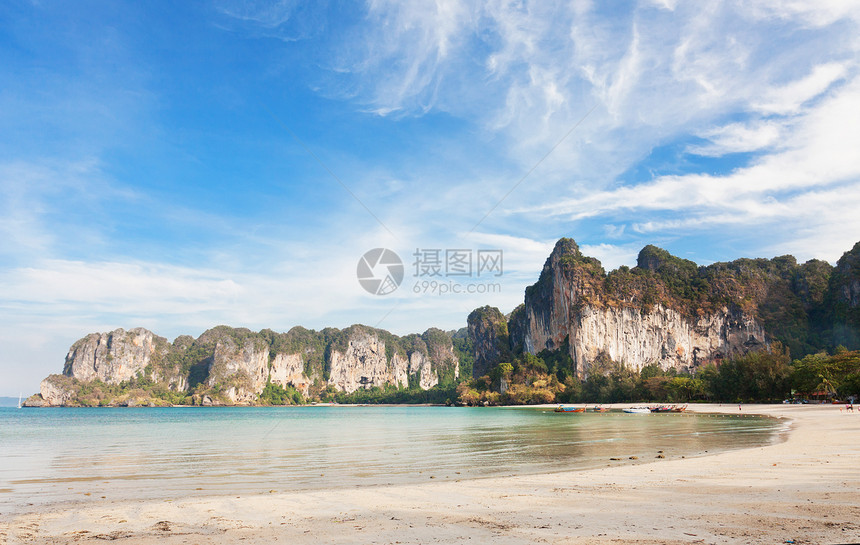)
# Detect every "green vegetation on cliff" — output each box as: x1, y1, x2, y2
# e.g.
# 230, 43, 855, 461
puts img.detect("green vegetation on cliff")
258, 382, 304, 405
455, 344, 860, 406
467, 305, 511, 378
